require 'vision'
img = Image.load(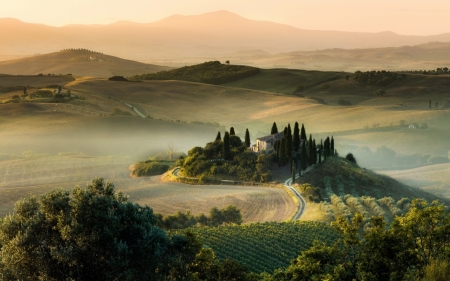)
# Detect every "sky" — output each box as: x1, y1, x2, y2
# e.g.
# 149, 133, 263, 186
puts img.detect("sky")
2, 0, 450, 35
